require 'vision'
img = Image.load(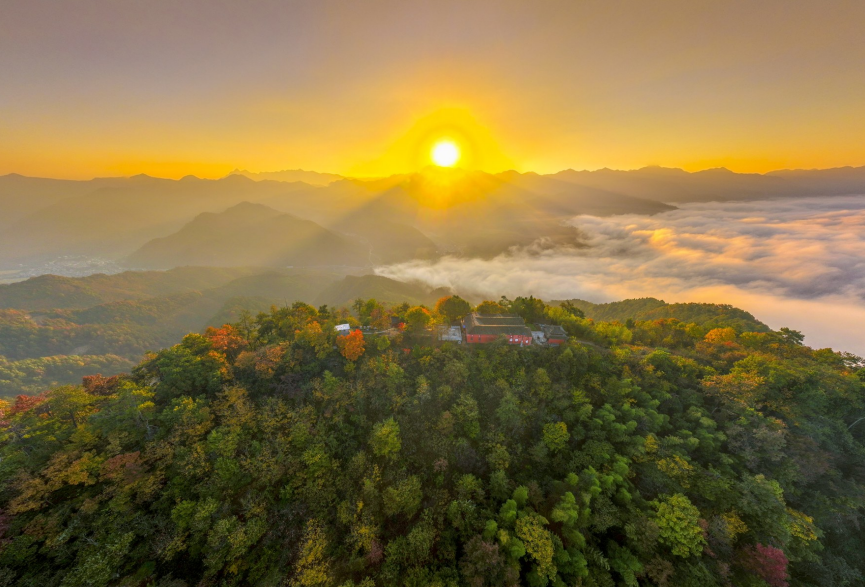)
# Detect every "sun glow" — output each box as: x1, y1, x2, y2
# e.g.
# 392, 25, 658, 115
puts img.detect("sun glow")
431, 140, 460, 167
